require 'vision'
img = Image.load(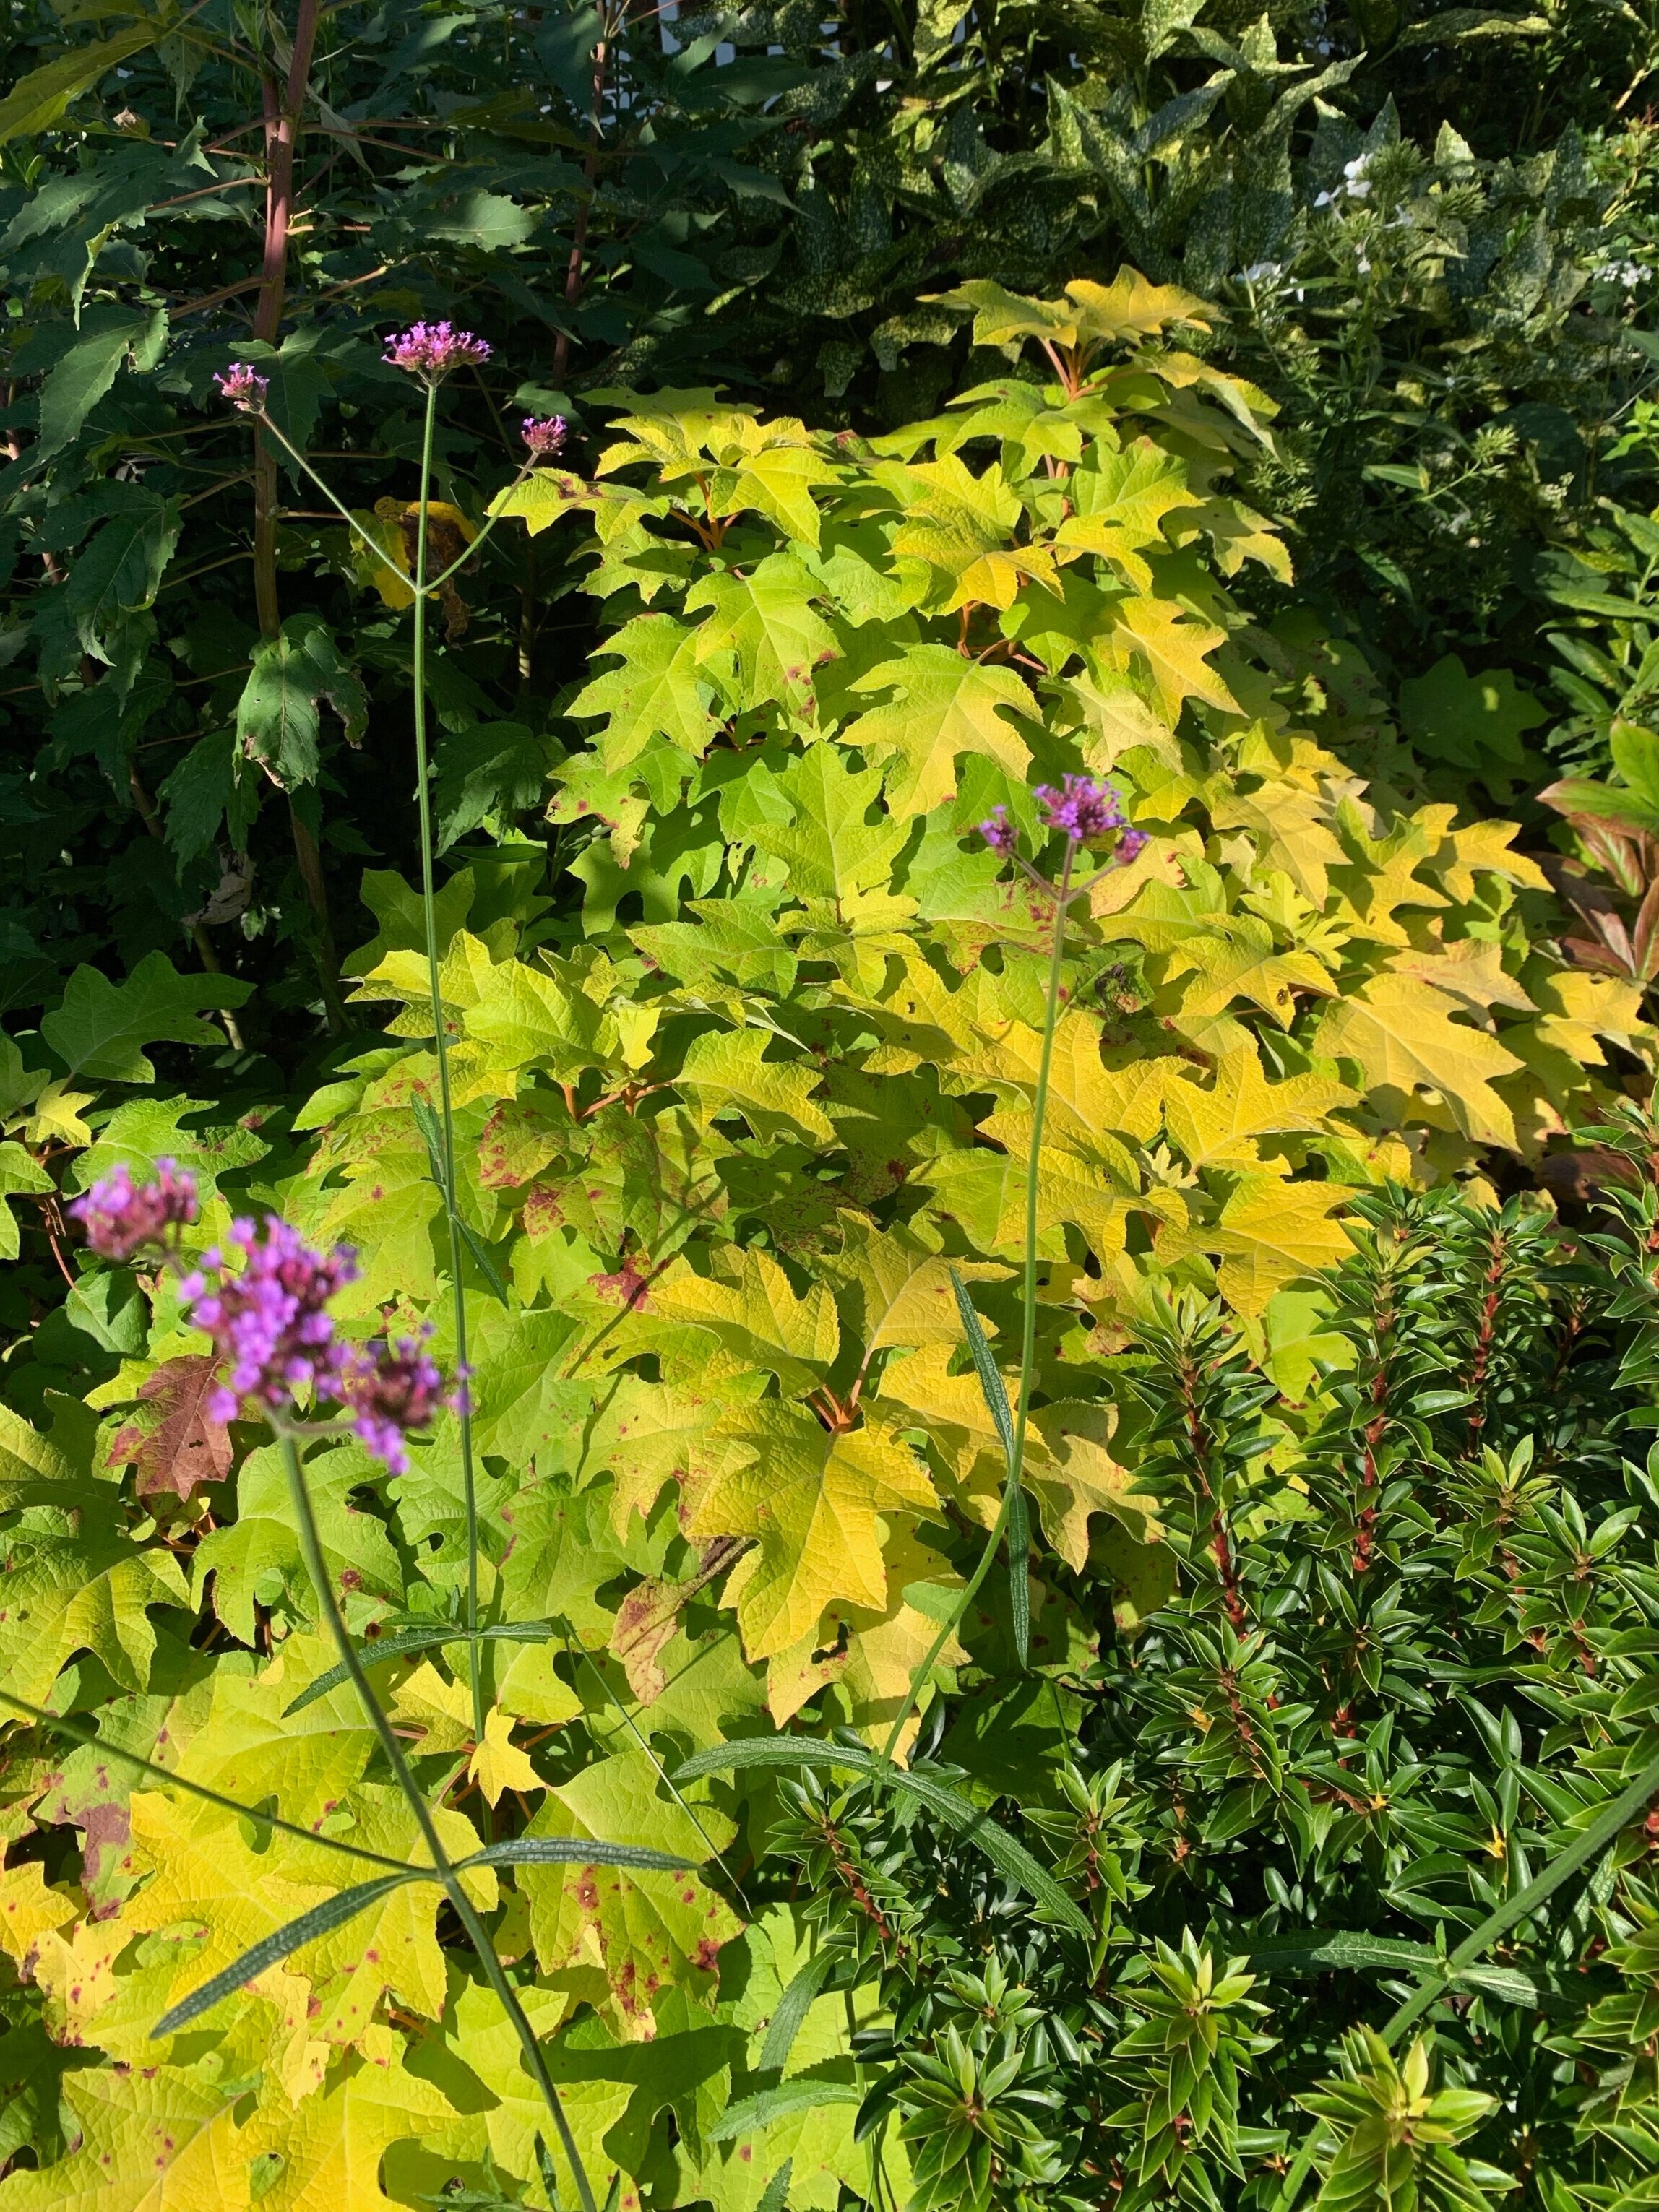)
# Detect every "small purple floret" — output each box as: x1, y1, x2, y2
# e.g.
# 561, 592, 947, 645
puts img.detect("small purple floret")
1117, 827, 1150, 863
384, 321, 492, 382
71, 1159, 199, 1261
978, 805, 1018, 856
1034, 775, 1126, 842
215, 363, 269, 412
522, 415, 567, 457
